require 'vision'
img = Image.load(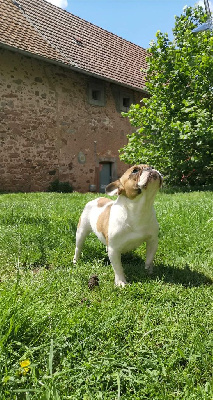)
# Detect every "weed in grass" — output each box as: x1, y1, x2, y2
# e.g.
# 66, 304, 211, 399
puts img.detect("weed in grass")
0, 191, 212, 399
